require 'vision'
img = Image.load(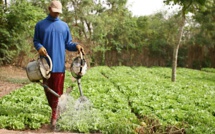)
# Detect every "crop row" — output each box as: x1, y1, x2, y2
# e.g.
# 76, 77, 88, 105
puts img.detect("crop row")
0, 66, 215, 134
